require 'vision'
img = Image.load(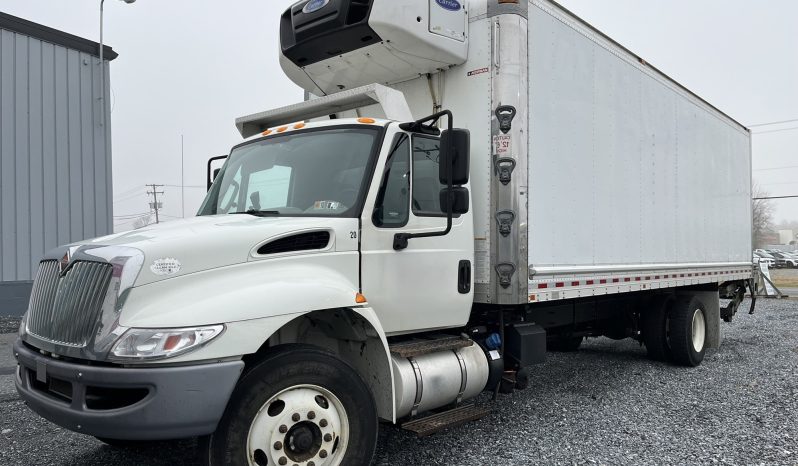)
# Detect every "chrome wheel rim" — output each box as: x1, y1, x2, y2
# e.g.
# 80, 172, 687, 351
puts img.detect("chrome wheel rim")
691, 308, 706, 353
247, 384, 349, 466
